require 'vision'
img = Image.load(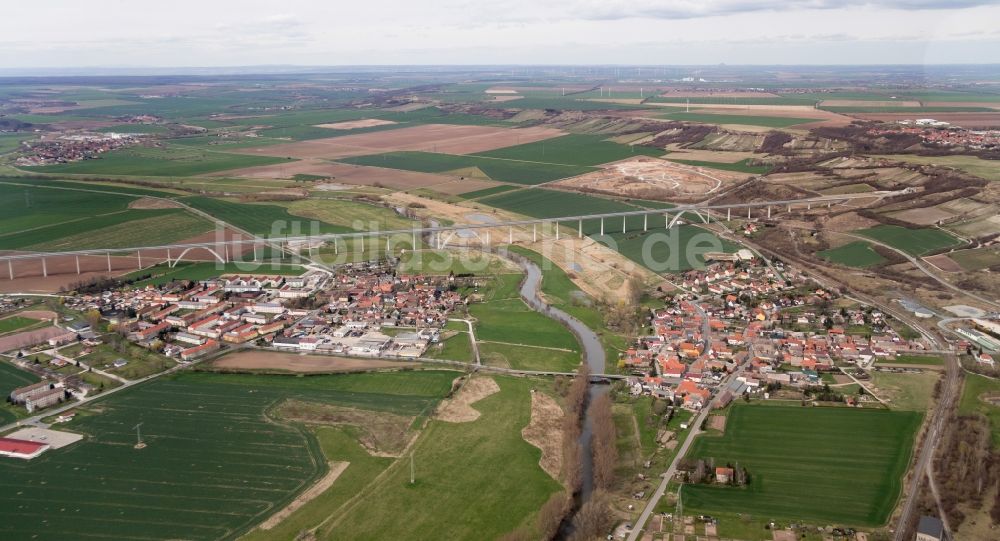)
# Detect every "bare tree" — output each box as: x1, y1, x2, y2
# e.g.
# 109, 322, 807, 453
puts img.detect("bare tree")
590, 393, 618, 491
